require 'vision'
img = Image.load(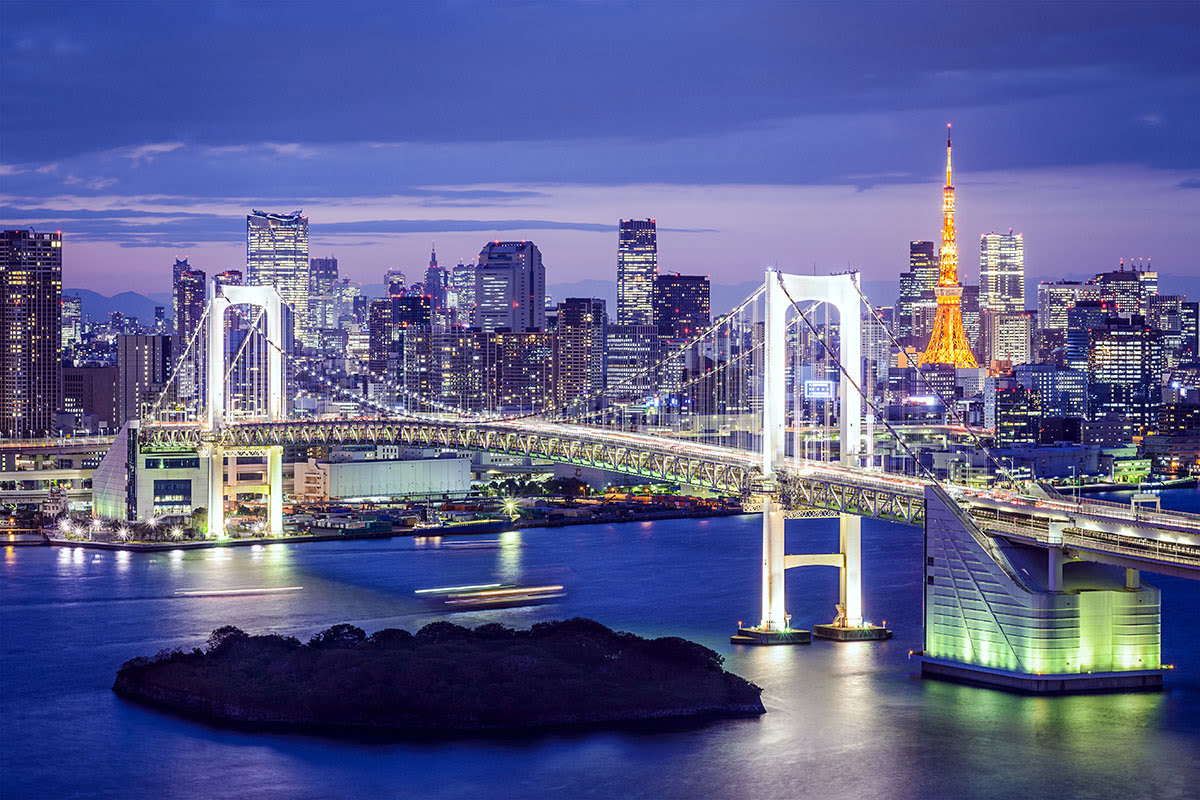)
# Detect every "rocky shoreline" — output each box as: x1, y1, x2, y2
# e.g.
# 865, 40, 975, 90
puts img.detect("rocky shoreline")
113, 620, 765, 735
